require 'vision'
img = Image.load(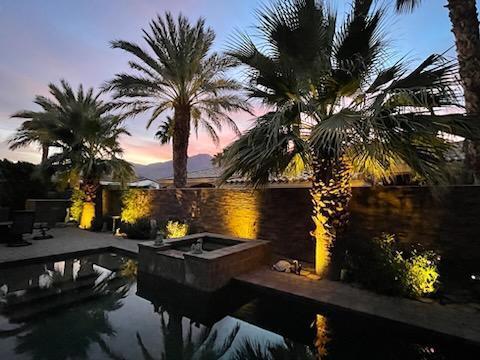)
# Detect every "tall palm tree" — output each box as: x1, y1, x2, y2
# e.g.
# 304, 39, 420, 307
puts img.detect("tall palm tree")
105, 12, 249, 188
9, 102, 59, 165
396, 0, 480, 181
219, 0, 476, 275
42, 80, 134, 228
